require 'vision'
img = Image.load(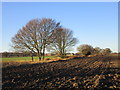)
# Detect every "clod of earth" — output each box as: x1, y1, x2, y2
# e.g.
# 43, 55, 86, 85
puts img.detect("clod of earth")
2, 55, 120, 89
